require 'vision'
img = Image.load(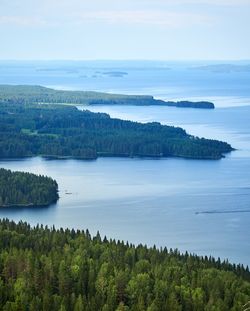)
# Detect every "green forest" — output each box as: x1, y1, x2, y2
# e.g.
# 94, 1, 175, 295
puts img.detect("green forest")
0, 169, 58, 207
0, 219, 249, 310
0, 85, 214, 109
0, 101, 232, 160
